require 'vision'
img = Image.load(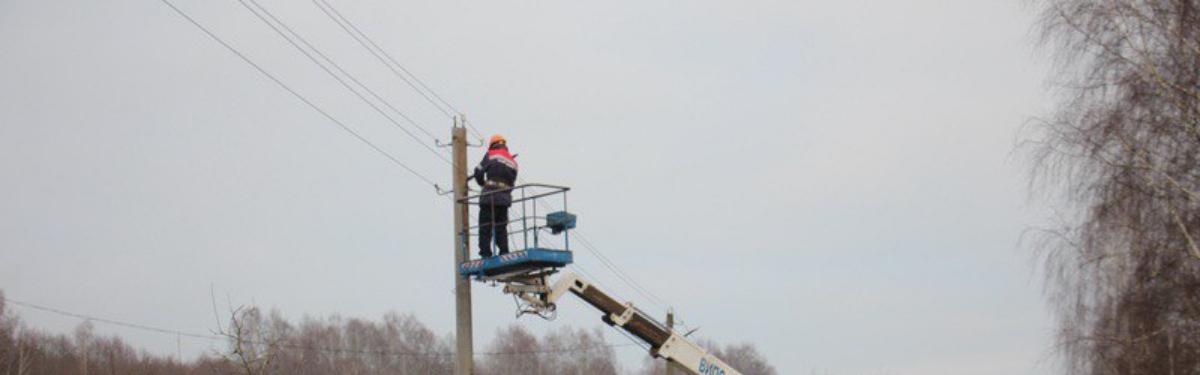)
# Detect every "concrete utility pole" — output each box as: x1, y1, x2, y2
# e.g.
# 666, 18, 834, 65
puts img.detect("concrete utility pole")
452, 117, 474, 375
